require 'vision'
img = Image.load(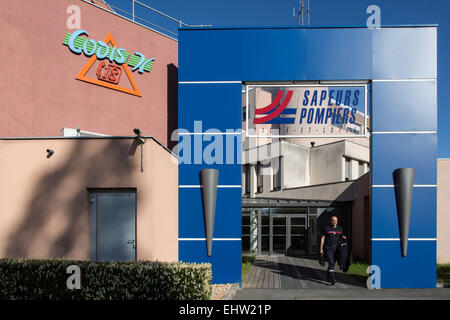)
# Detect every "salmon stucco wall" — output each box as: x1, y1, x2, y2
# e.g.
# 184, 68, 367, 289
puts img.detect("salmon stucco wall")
0, 138, 178, 262
437, 159, 450, 263
0, 0, 178, 146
